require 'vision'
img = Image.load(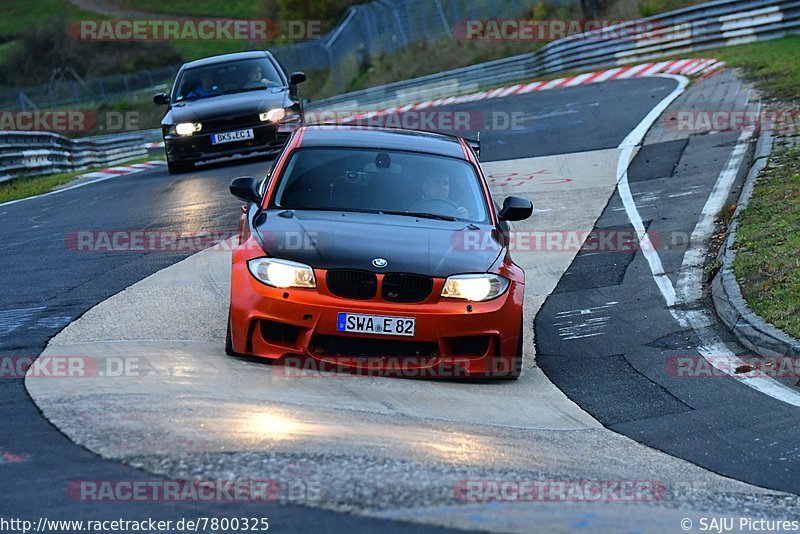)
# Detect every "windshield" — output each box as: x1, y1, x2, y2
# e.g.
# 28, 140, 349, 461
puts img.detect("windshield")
173, 58, 284, 102
271, 148, 490, 223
